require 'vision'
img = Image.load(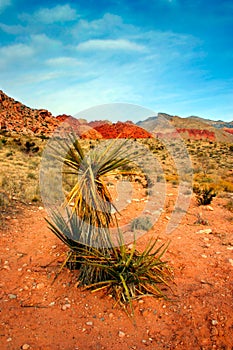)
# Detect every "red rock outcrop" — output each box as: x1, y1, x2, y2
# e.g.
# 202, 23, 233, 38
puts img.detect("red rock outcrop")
224, 128, 233, 135
177, 128, 216, 141
93, 121, 152, 139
